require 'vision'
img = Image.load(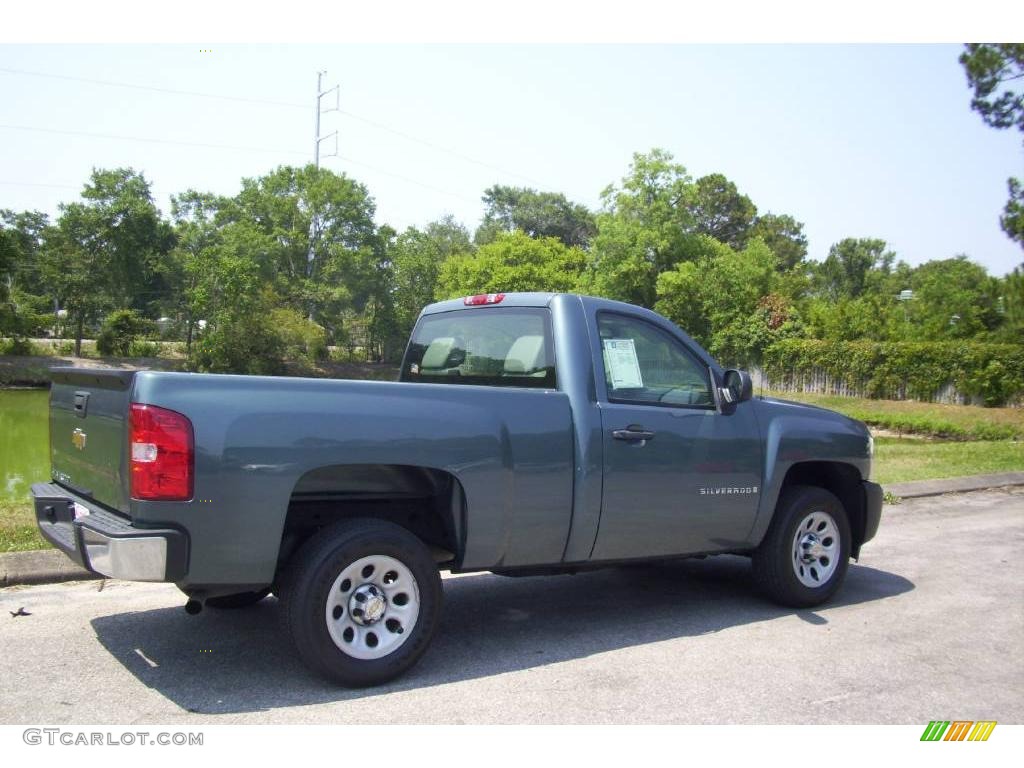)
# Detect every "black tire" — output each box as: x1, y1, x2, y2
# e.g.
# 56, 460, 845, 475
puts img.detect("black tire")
279, 519, 442, 687
752, 485, 852, 608
205, 588, 271, 610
